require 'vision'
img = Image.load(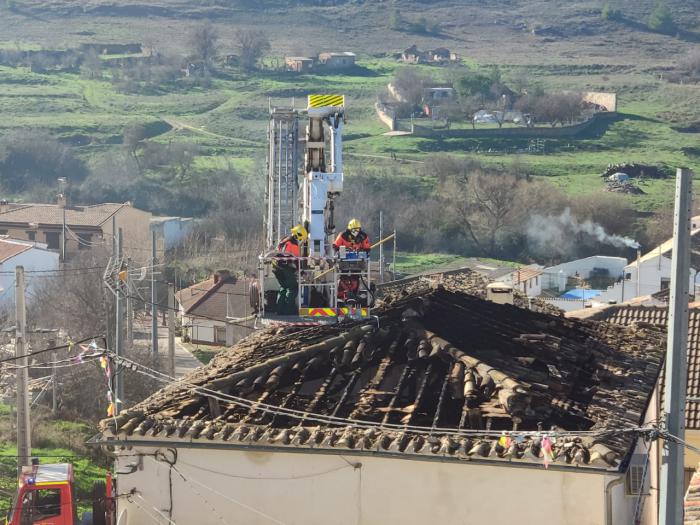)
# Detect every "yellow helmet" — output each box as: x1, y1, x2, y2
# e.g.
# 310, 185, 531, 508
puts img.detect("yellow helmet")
347, 218, 361, 231
291, 224, 308, 242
